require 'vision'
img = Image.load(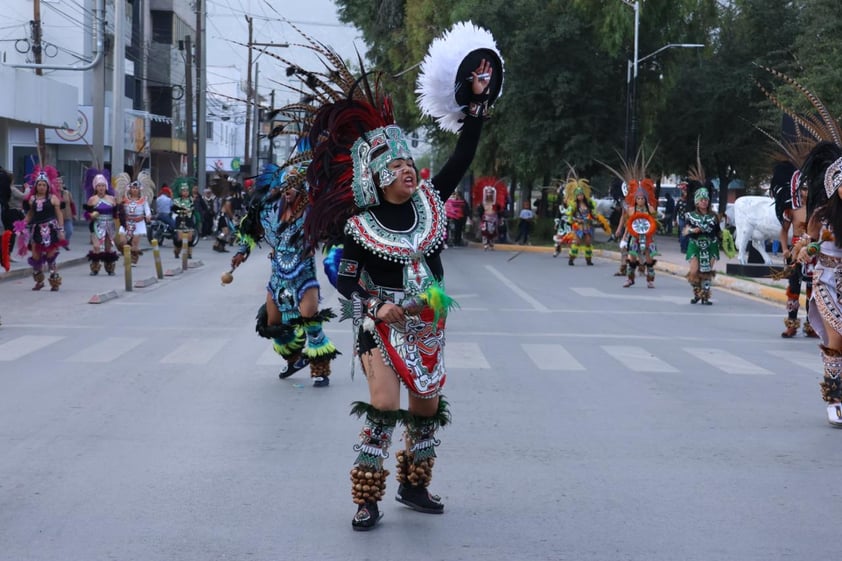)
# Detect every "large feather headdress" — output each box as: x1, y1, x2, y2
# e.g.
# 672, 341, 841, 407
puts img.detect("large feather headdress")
599, 146, 657, 210
415, 21, 505, 133
561, 165, 592, 206
114, 170, 155, 202
27, 165, 61, 199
